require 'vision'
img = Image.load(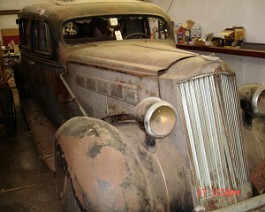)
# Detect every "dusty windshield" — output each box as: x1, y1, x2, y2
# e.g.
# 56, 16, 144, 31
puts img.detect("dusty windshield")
63, 15, 168, 44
